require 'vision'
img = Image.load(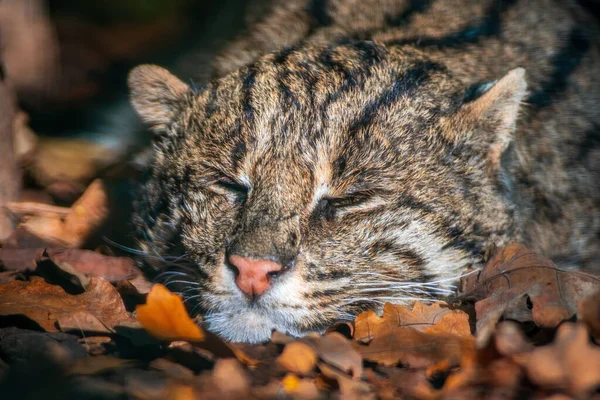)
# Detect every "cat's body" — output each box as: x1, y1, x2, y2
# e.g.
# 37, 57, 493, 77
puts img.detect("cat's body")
129, 0, 600, 342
